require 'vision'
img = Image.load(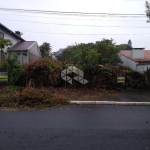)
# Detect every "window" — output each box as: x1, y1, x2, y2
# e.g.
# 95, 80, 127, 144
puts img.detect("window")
0, 32, 4, 38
